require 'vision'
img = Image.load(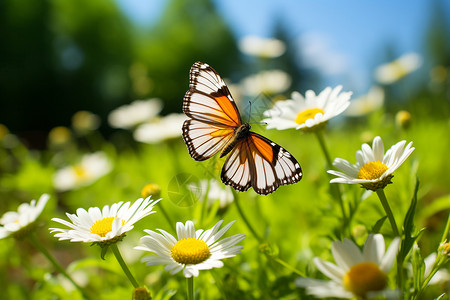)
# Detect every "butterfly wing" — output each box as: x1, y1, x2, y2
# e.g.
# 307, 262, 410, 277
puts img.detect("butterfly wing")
221, 132, 302, 195
183, 62, 242, 161
183, 62, 242, 127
